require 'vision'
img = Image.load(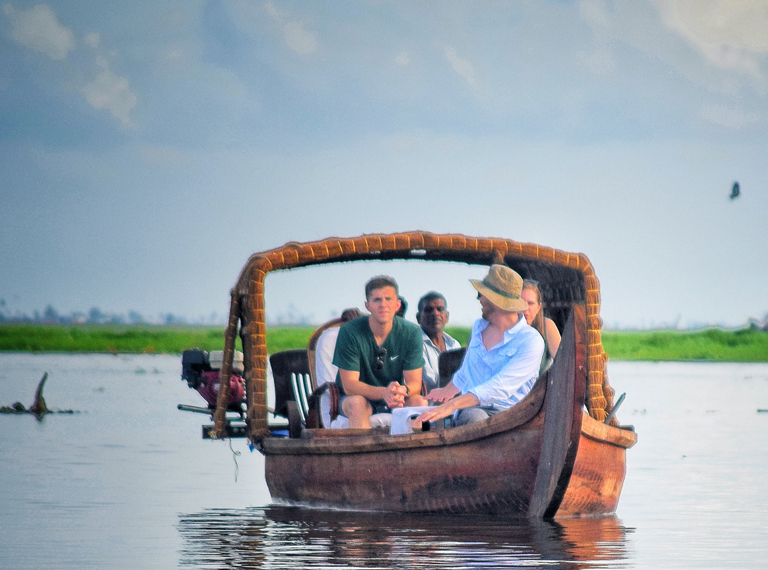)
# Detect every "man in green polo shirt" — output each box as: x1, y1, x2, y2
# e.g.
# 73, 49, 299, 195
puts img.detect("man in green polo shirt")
333, 275, 426, 428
